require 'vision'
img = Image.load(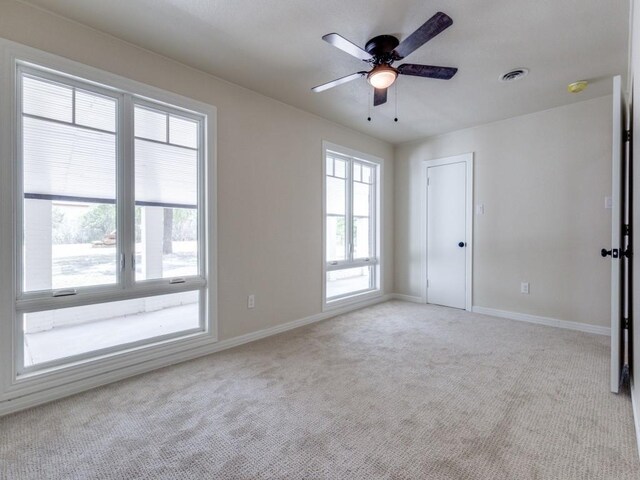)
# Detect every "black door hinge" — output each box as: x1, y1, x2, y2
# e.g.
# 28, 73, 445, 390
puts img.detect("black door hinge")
624, 130, 632, 142
623, 318, 630, 330
624, 224, 631, 236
